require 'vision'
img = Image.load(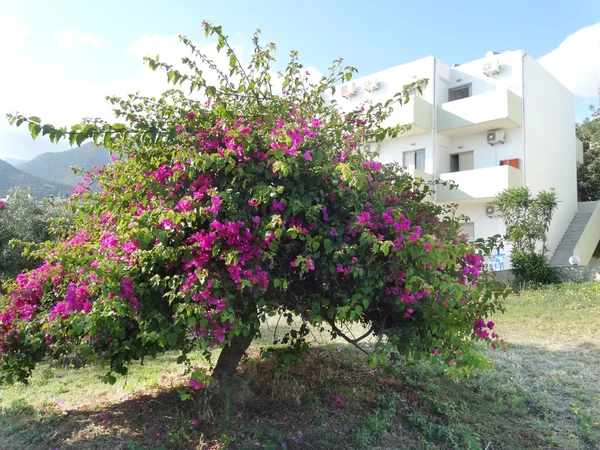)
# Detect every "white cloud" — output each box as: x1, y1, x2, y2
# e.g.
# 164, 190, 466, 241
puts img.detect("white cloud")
54, 30, 103, 49
54, 30, 77, 48
77, 32, 103, 48
539, 22, 600, 98
0, 14, 30, 57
